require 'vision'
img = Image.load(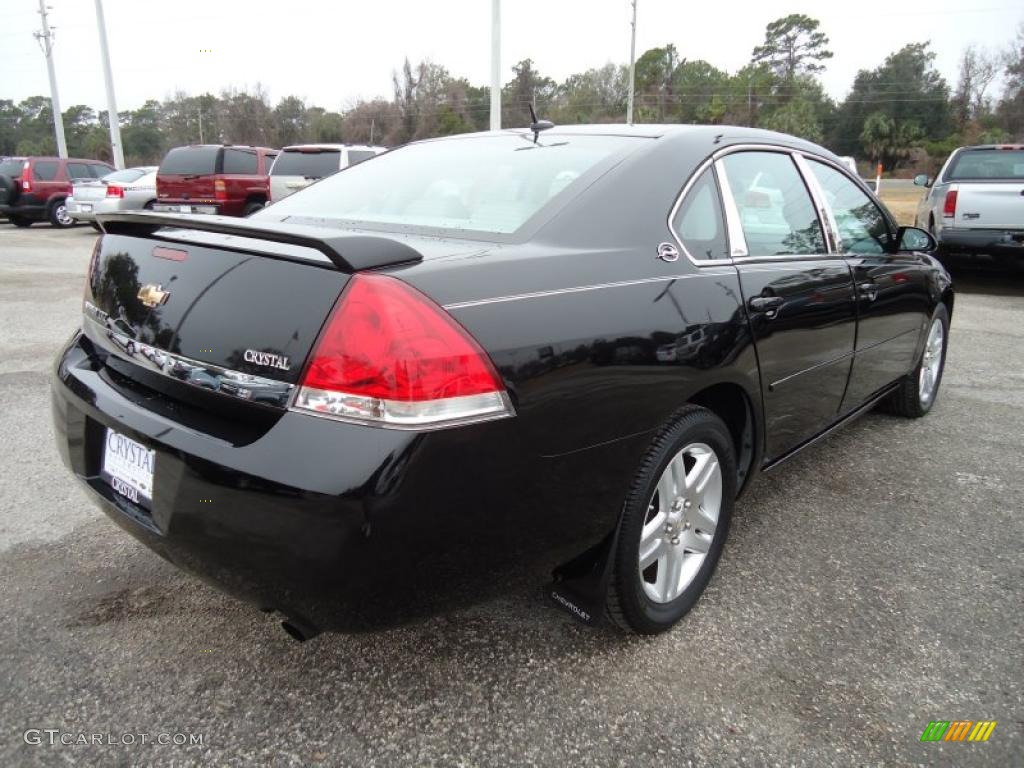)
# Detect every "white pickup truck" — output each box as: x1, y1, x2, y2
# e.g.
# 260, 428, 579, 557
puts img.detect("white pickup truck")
914, 144, 1024, 267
